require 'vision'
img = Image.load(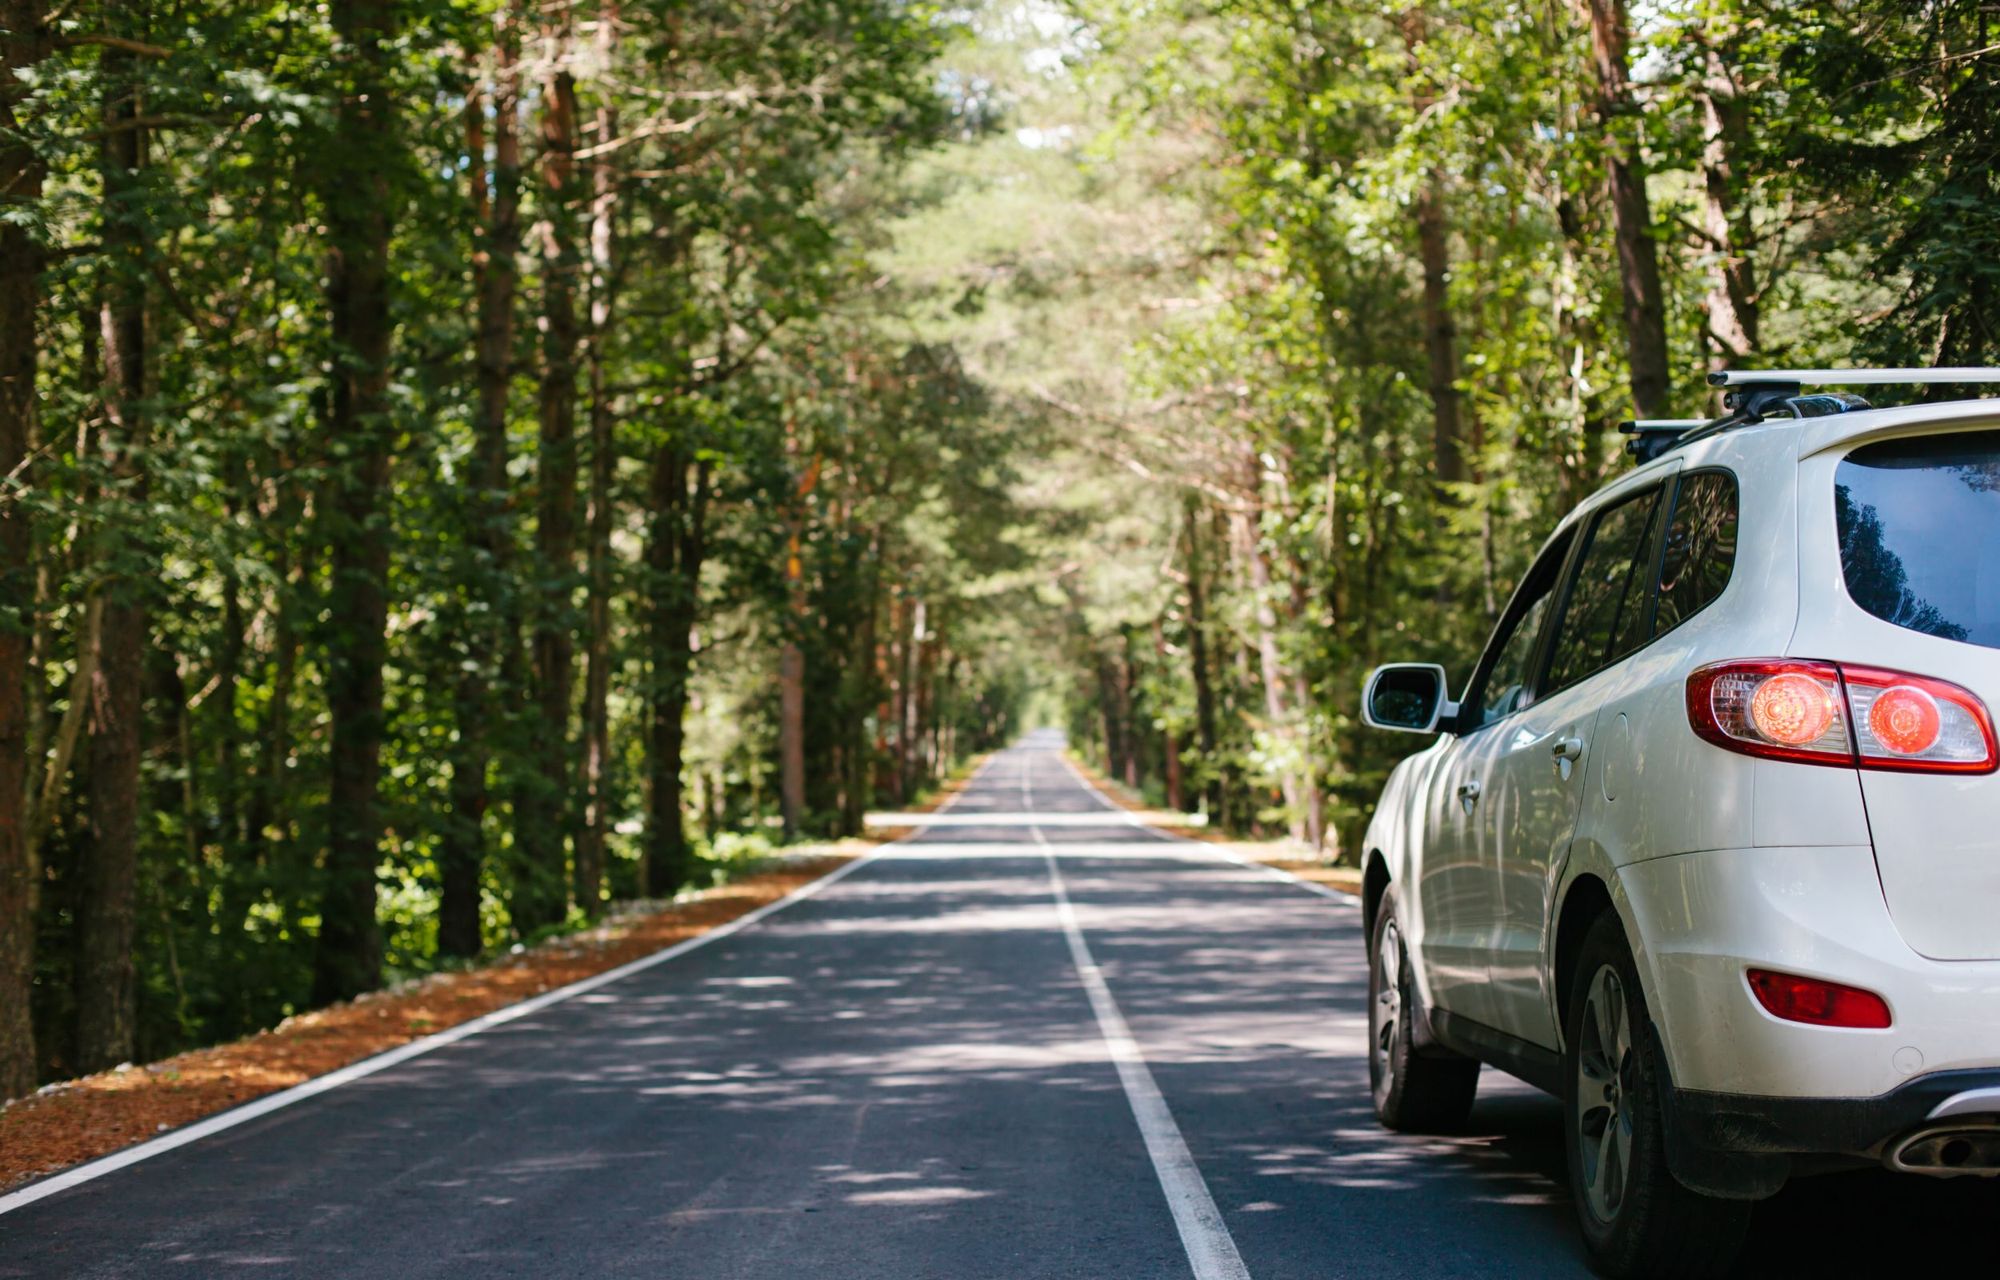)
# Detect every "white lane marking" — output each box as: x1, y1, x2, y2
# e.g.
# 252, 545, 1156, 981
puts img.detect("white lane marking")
0, 757, 1002, 1219
1047, 751, 1358, 907
1036, 825, 1253, 1280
